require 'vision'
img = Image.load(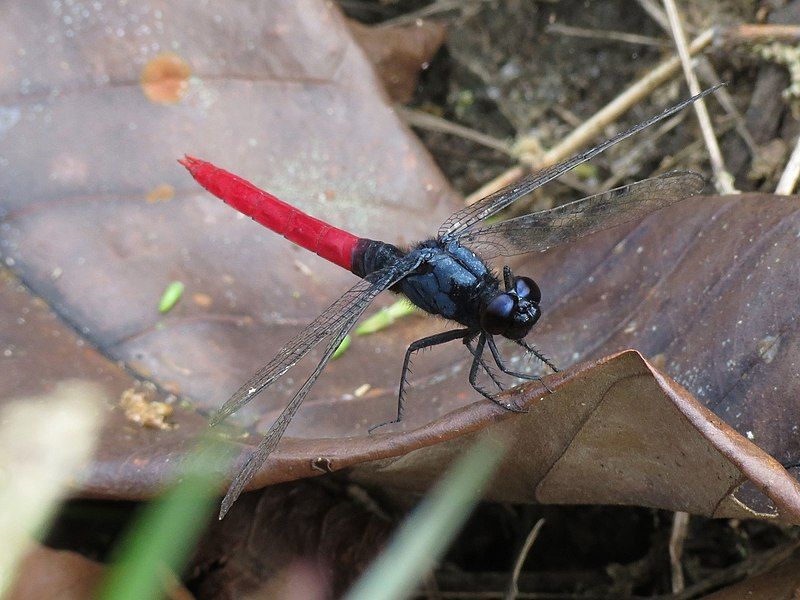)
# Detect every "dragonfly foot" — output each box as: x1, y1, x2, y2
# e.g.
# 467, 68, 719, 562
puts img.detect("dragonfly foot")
486, 394, 529, 414
368, 419, 398, 435
540, 377, 555, 394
